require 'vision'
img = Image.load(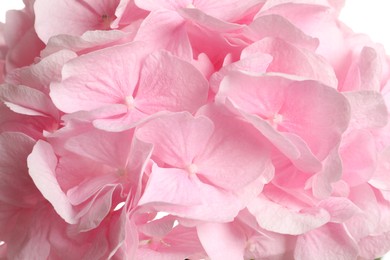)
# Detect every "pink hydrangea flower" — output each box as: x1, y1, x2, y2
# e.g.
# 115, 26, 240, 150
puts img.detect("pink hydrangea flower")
1, 0, 390, 259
